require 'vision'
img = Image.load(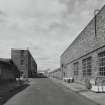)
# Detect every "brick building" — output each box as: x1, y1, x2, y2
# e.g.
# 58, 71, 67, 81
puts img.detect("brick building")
0, 58, 20, 82
11, 48, 37, 78
49, 68, 62, 80
61, 4, 105, 85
